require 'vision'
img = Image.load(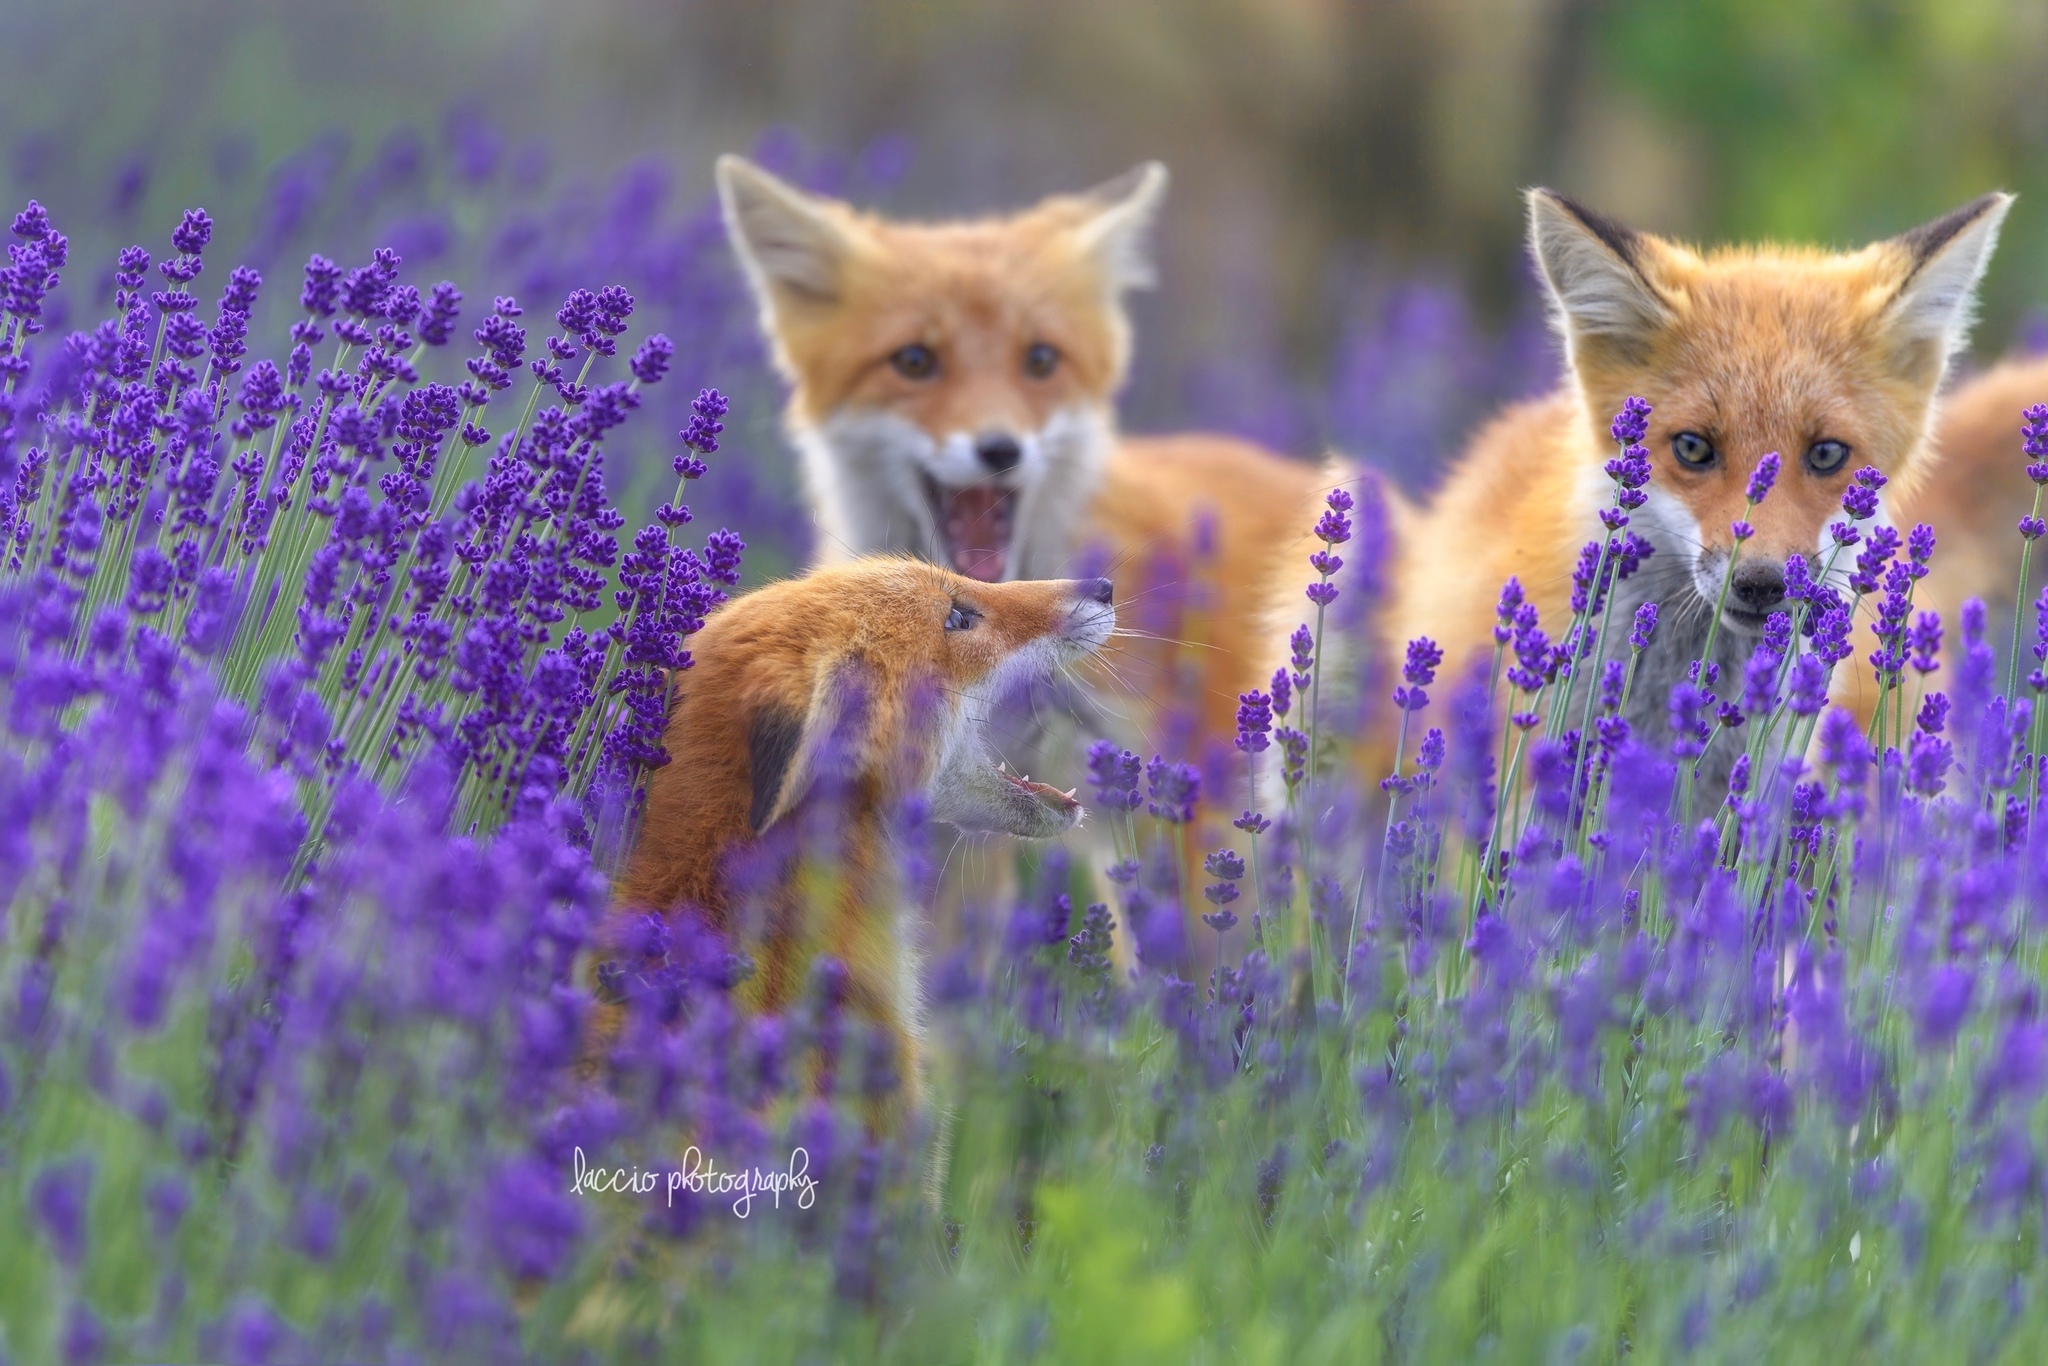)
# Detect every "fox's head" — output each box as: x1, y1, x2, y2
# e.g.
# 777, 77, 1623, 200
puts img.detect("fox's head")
718, 155, 1167, 583
719, 560, 1117, 841
1529, 188, 2011, 632
623, 559, 1118, 921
